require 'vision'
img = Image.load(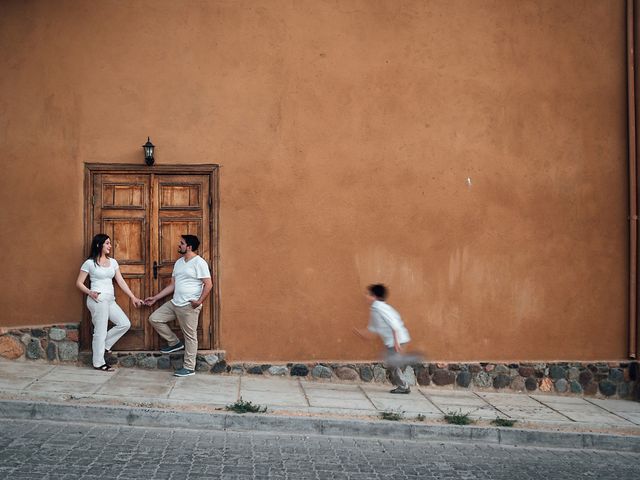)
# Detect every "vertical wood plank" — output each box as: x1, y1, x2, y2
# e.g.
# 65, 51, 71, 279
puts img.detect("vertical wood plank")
149, 172, 159, 349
